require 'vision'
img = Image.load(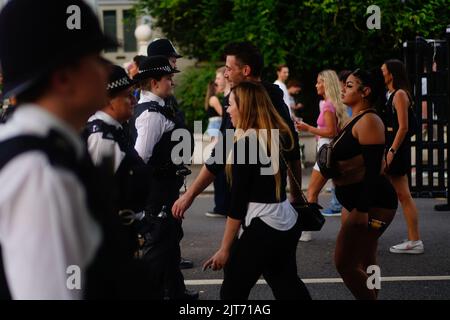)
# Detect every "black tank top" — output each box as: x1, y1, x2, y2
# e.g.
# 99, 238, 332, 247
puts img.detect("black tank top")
332, 109, 377, 161
383, 90, 414, 146
207, 104, 221, 118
